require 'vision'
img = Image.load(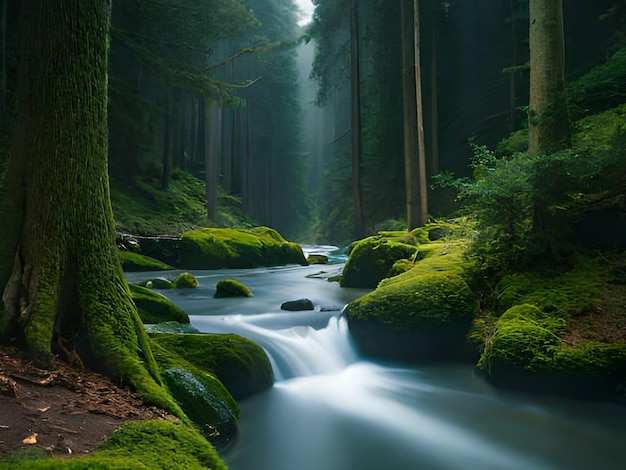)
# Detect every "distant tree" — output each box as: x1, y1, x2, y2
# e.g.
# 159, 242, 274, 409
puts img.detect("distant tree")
0, 0, 163, 404
528, 0, 569, 155
350, 0, 365, 238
